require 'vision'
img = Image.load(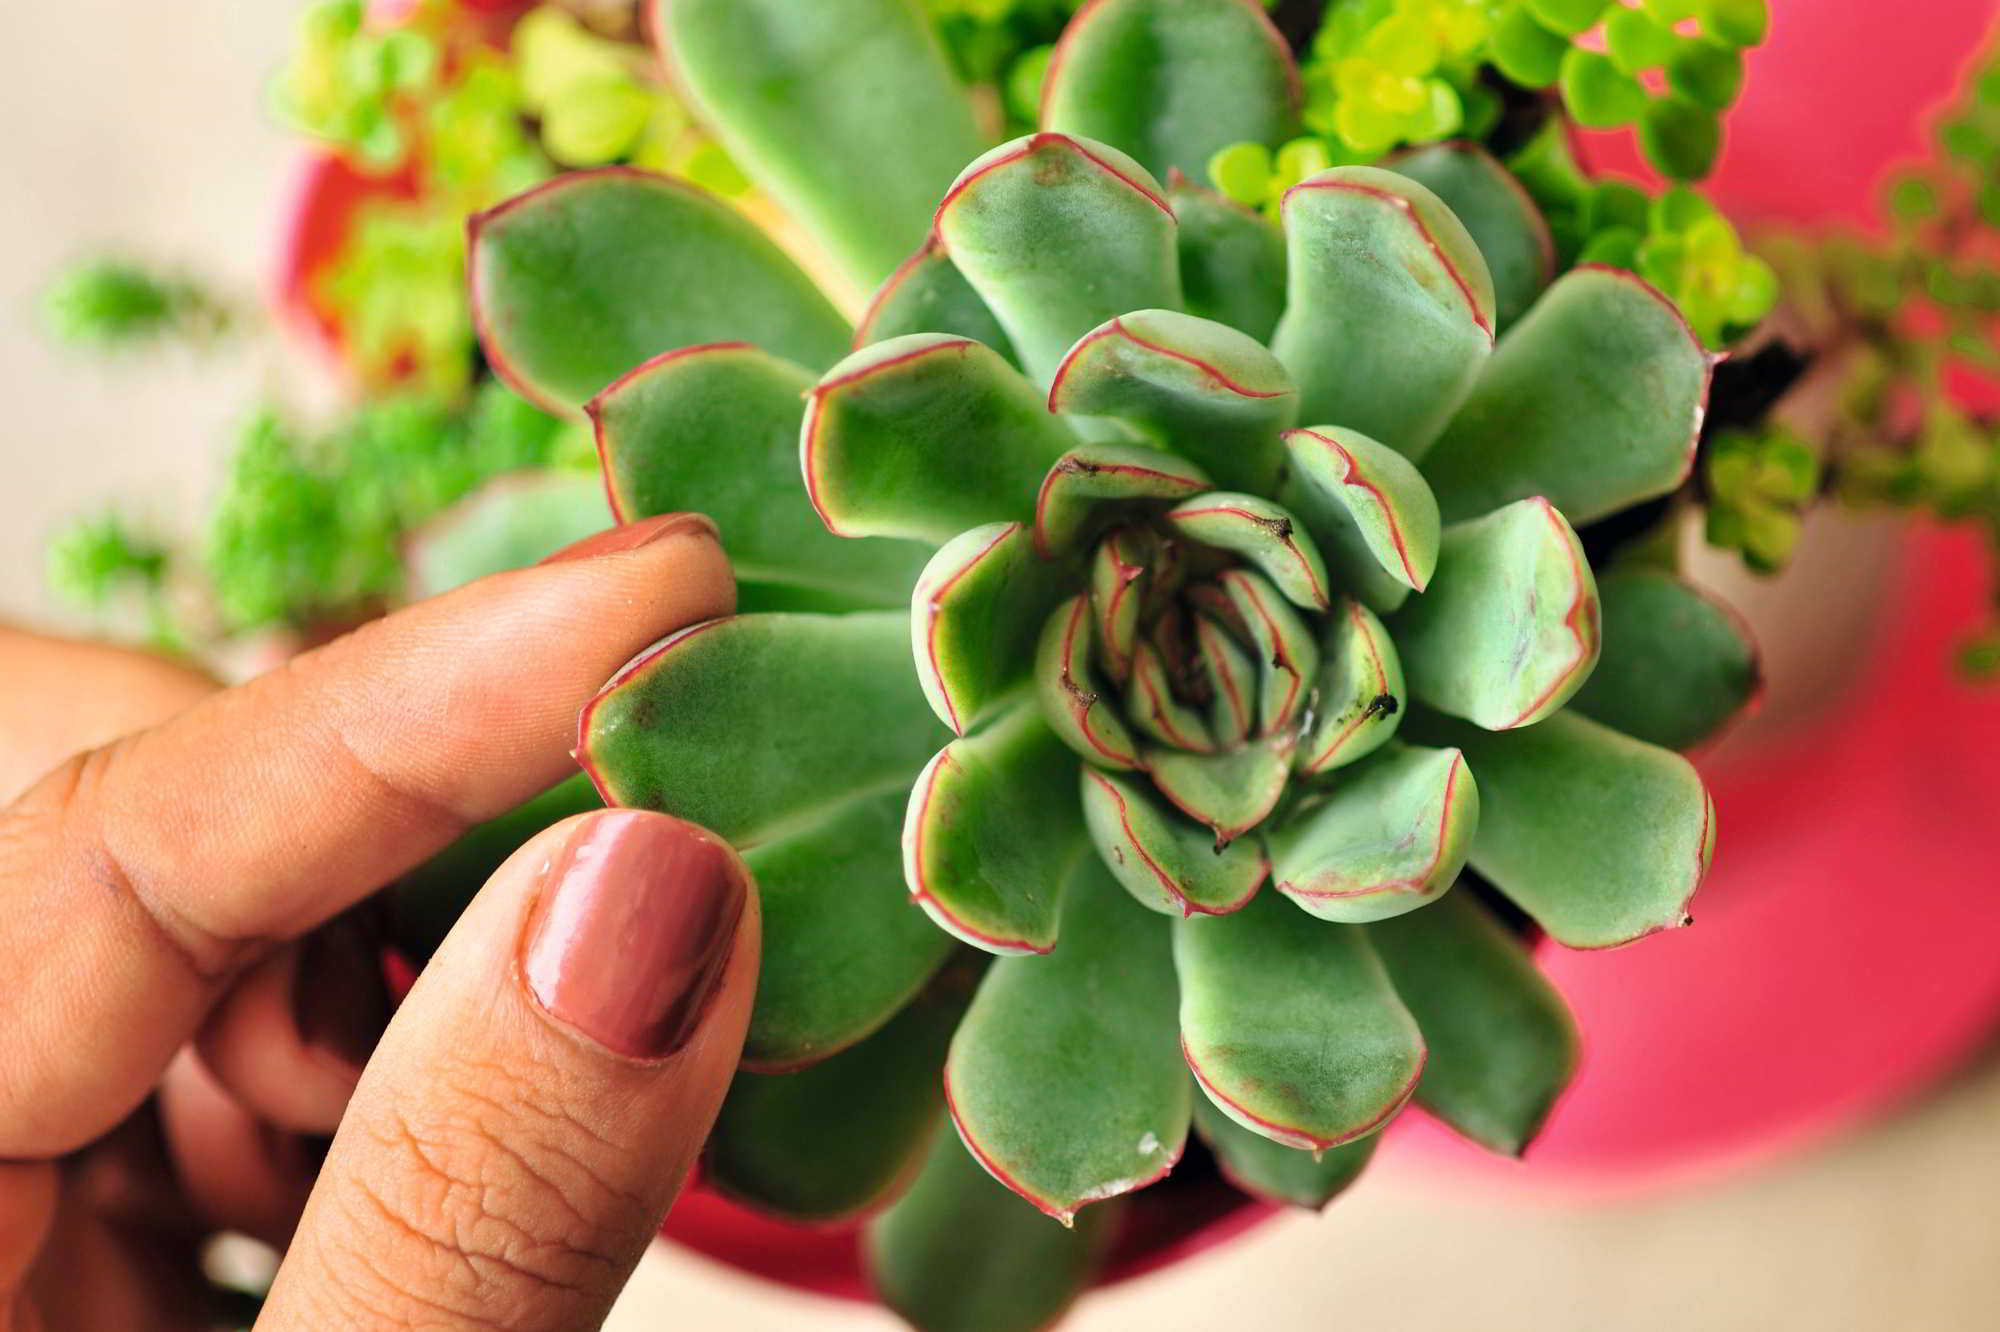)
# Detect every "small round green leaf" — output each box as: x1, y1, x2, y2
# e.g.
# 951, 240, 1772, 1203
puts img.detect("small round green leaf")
1641, 95, 1723, 180
1033, 442, 1212, 558
1036, 595, 1145, 770
1666, 37, 1745, 110
1559, 47, 1649, 129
